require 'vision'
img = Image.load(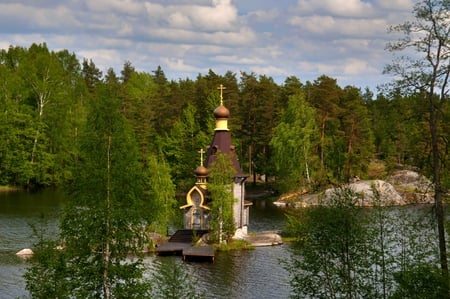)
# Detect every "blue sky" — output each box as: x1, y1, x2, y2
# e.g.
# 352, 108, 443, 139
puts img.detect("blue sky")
0, 0, 415, 91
